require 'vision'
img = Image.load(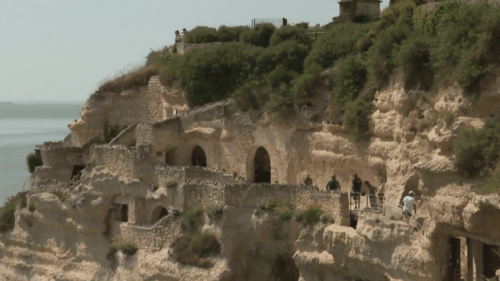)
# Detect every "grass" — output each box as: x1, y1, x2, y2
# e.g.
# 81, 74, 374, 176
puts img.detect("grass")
0, 196, 17, 233
295, 206, 323, 225
477, 171, 500, 195
28, 204, 36, 212
106, 238, 138, 261
166, 181, 178, 189
51, 191, 68, 202
182, 208, 204, 233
